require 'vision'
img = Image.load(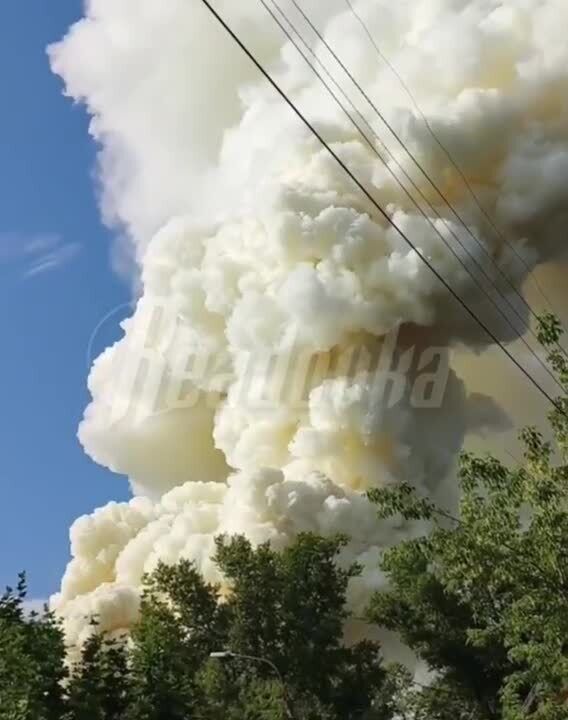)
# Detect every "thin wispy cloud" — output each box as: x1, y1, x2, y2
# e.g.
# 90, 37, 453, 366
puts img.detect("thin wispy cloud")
0, 232, 80, 280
